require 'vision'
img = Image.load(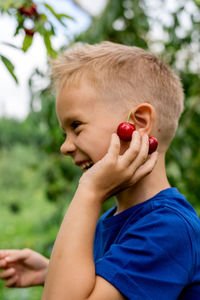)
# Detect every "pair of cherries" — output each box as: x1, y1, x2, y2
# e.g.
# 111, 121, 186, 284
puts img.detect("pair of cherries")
117, 116, 158, 154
